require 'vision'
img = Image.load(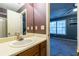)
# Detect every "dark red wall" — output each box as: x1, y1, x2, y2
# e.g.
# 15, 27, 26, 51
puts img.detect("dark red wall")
33, 3, 46, 34
26, 4, 34, 33
26, 3, 46, 34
